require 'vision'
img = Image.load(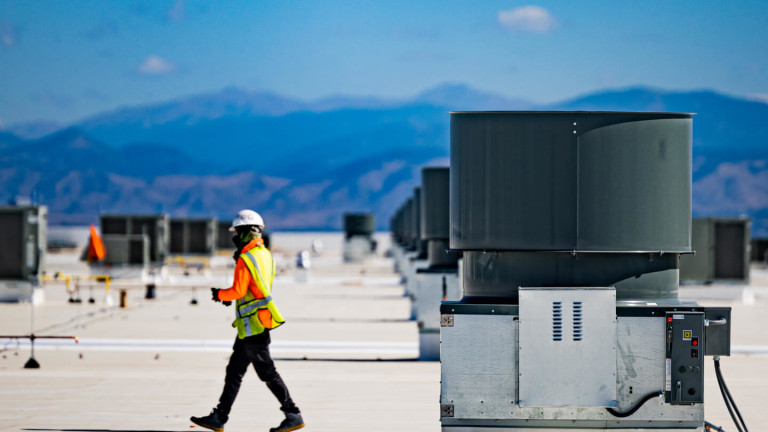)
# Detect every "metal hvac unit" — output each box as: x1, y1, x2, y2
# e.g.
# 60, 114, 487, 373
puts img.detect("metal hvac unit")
680, 218, 751, 283
170, 218, 217, 255
102, 234, 150, 266
100, 214, 169, 264
750, 237, 768, 263
0, 205, 47, 293
390, 204, 408, 274
440, 112, 731, 431
216, 221, 231, 249
403, 189, 429, 302
342, 212, 376, 262
414, 167, 462, 360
